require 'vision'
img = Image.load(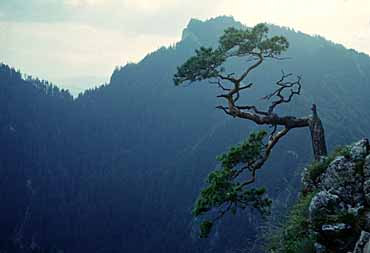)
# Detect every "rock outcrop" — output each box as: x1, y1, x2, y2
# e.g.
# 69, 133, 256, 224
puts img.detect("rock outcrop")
301, 139, 370, 253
